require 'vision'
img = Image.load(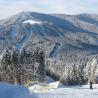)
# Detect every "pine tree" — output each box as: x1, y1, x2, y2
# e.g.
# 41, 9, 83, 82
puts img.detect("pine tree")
11, 47, 21, 84
0, 46, 45, 85
77, 66, 85, 85
20, 48, 34, 84
33, 47, 45, 82
84, 58, 97, 83
0, 48, 12, 83
63, 66, 71, 85
70, 64, 78, 85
